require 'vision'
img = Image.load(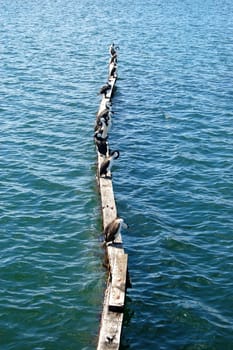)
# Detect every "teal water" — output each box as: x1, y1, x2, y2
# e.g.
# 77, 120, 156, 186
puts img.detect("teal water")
1, 0, 233, 349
